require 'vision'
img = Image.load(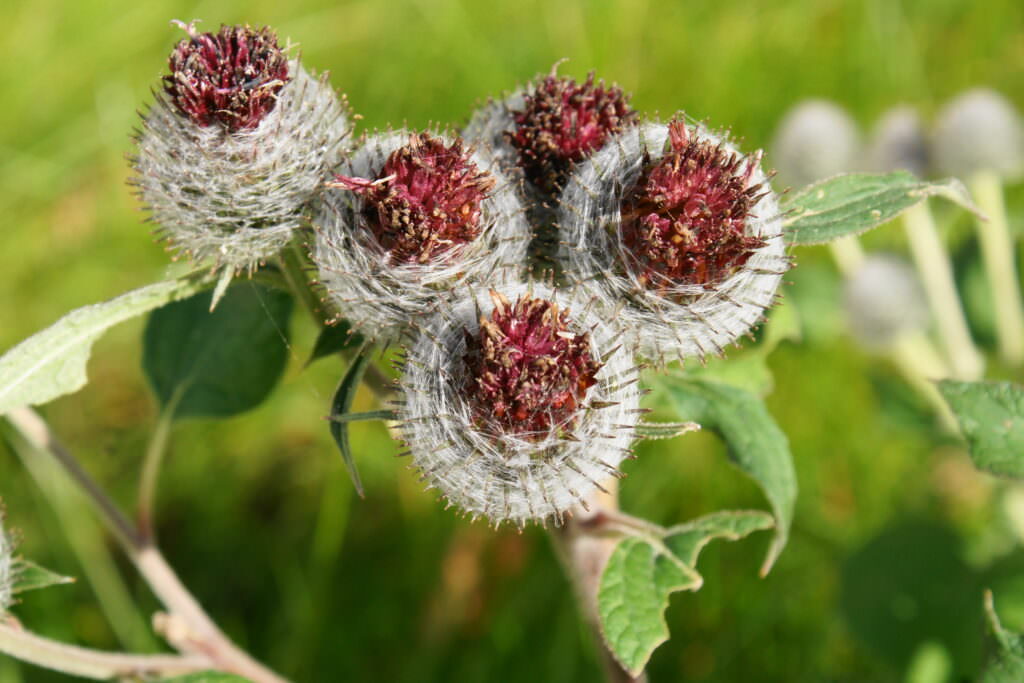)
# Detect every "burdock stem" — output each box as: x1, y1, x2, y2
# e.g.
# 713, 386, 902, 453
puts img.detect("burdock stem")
549, 481, 648, 683
901, 201, 984, 379
3, 407, 291, 683
969, 170, 1024, 366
